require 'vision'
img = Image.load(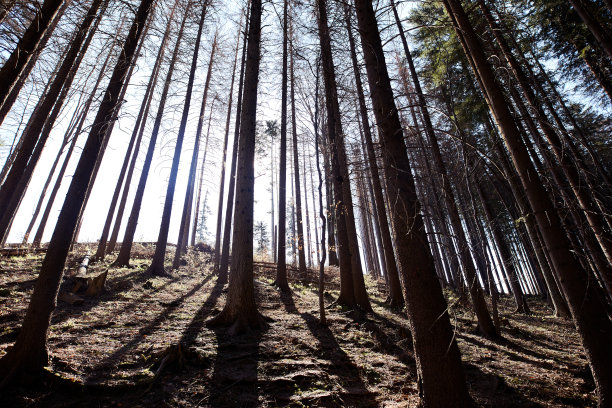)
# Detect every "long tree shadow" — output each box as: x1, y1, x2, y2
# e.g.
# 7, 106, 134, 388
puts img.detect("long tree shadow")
463, 362, 545, 407
300, 312, 377, 407
88, 276, 210, 380
207, 327, 262, 407
179, 274, 226, 346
